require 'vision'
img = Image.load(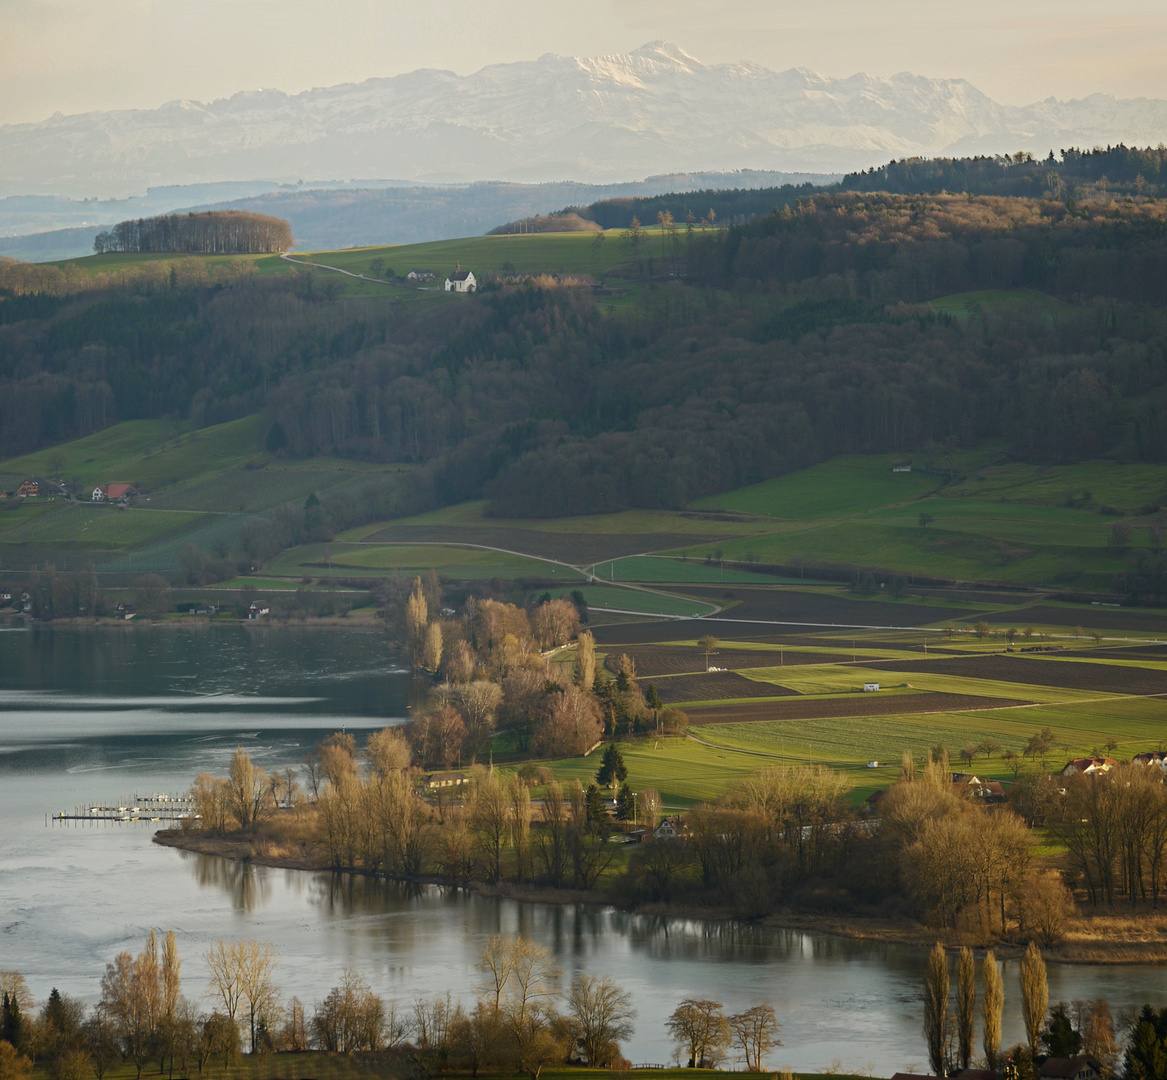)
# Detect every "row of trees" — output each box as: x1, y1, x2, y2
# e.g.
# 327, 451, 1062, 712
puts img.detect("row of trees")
0, 935, 784, 1078
93, 212, 292, 255
921, 941, 1121, 1077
